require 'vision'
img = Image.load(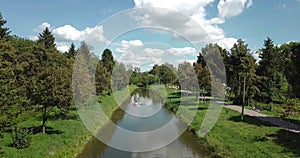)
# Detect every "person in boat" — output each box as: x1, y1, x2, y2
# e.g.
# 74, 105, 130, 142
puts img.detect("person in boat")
133, 95, 138, 105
